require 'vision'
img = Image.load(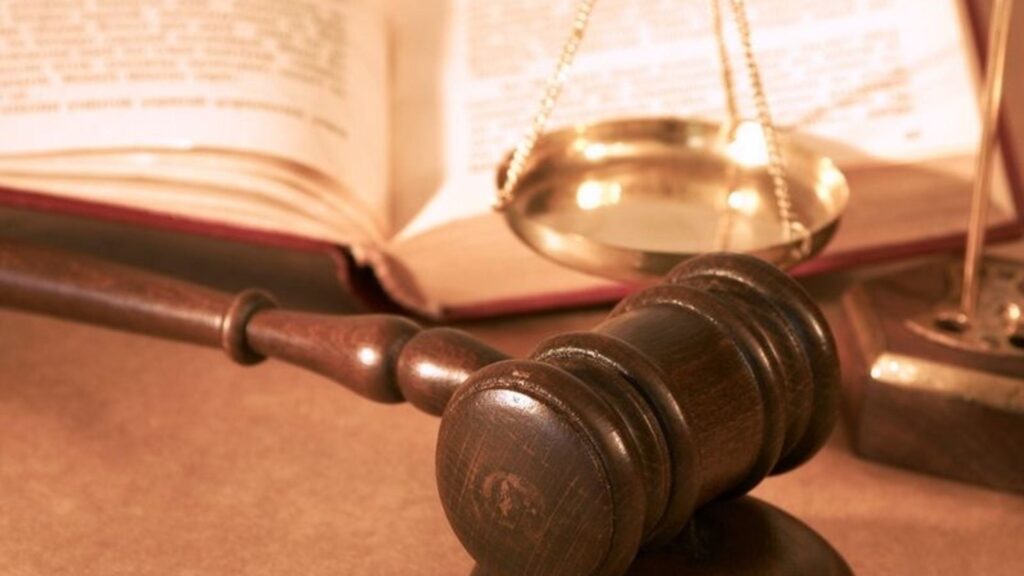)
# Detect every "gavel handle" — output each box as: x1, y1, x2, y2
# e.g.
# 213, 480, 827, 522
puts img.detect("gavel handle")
0, 240, 507, 415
